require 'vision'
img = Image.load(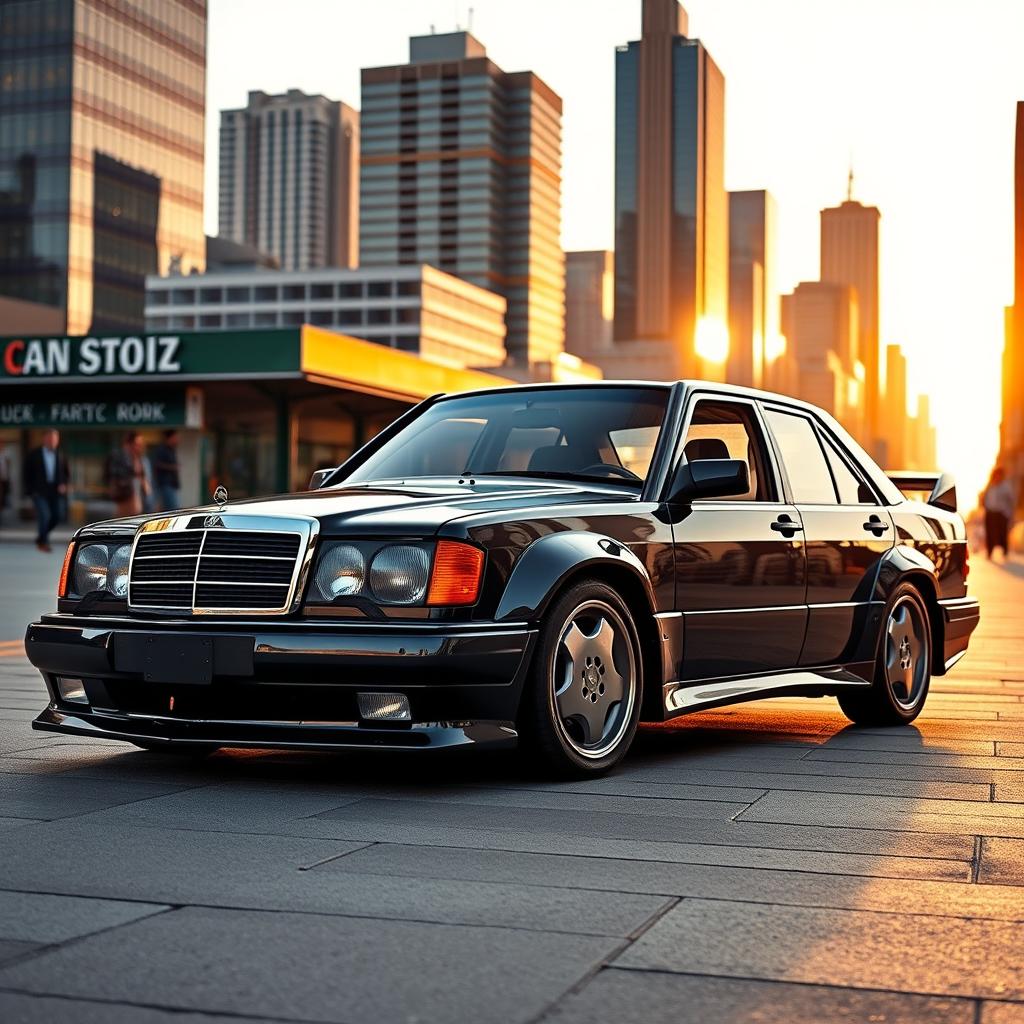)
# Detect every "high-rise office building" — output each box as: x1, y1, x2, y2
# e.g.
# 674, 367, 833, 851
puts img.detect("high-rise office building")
1000, 102, 1024, 495
0, 0, 207, 333
727, 190, 778, 388
612, 0, 728, 380
883, 342, 909, 470
781, 281, 863, 440
564, 251, 614, 363
360, 32, 564, 369
820, 183, 880, 450
218, 90, 359, 272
